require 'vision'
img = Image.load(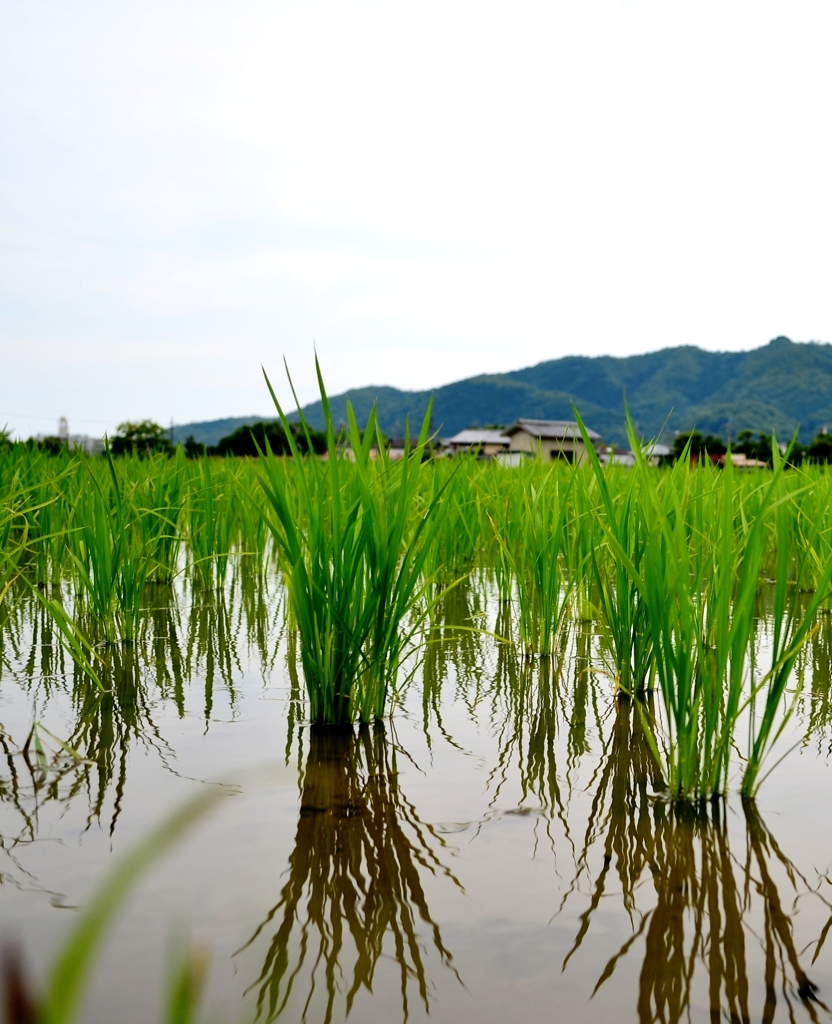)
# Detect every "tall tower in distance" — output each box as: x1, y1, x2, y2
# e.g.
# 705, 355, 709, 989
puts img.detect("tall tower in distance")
58, 417, 69, 443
